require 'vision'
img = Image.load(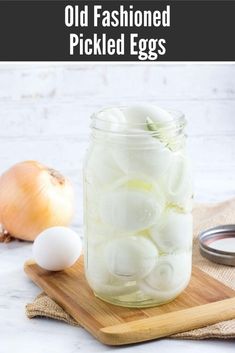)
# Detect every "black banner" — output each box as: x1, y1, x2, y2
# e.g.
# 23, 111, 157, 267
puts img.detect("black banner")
0, 1, 234, 61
